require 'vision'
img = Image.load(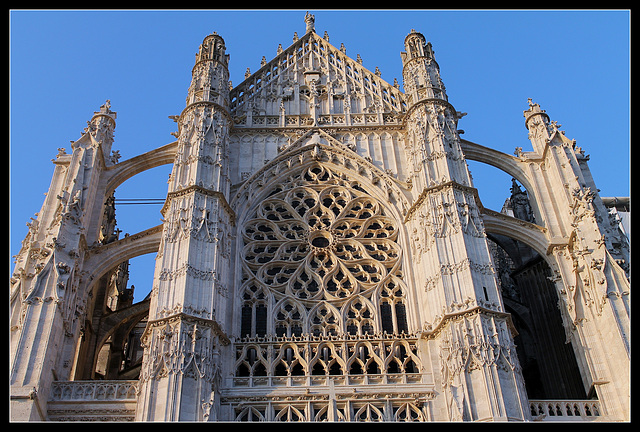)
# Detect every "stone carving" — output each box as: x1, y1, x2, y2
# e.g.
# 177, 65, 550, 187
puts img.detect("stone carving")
9, 15, 629, 422
240, 162, 409, 338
